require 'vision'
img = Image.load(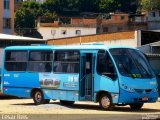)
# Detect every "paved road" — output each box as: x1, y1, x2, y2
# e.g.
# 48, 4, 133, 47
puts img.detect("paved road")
0, 97, 159, 120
